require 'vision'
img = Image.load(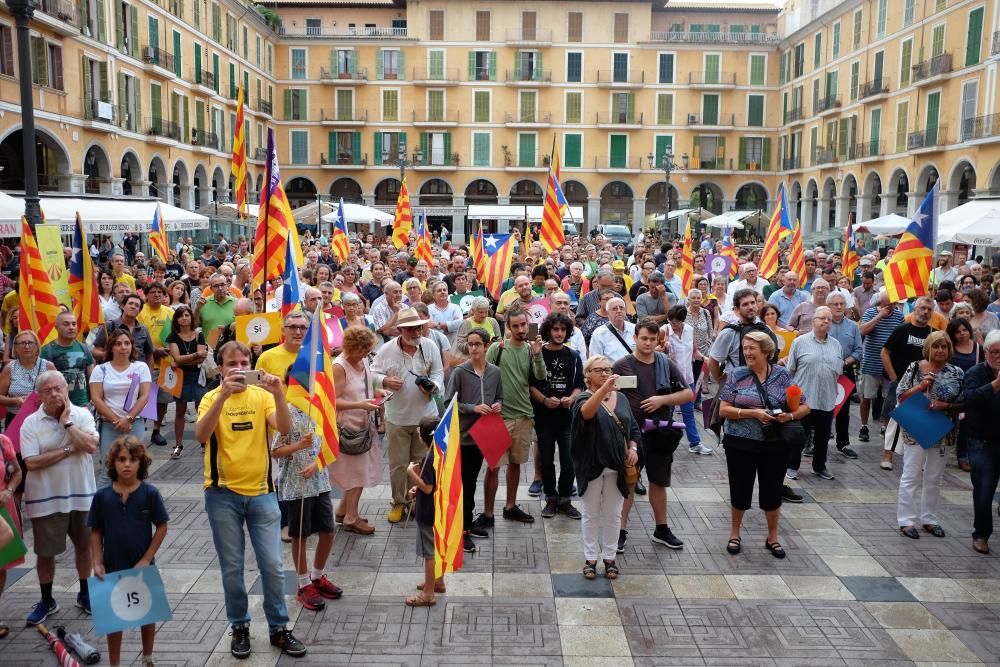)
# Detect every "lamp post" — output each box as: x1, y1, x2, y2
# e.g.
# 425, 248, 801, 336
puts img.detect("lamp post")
648, 149, 687, 238
384, 145, 423, 183
5, 0, 42, 230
